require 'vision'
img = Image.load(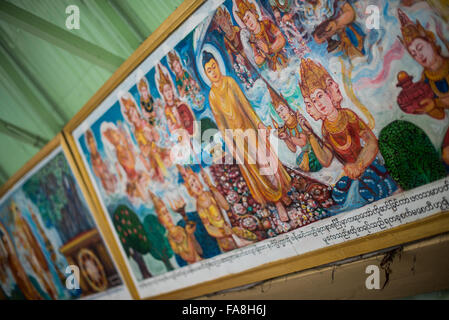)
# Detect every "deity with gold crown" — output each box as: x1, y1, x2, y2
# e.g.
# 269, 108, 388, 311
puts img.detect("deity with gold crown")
157, 64, 196, 137
178, 165, 238, 252
86, 129, 117, 194
102, 123, 150, 202
120, 95, 169, 183
298, 58, 397, 207
148, 190, 202, 264
213, 6, 255, 89
268, 86, 322, 173
167, 50, 201, 103
137, 78, 155, 126
235, 0, 287, 71
396, 8, 449, 166
397, 8, 449, 119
